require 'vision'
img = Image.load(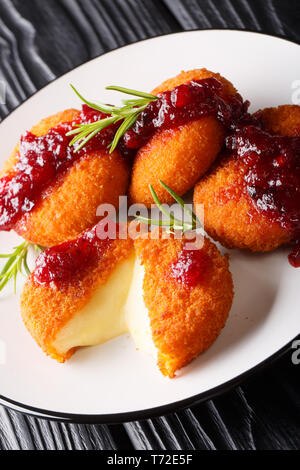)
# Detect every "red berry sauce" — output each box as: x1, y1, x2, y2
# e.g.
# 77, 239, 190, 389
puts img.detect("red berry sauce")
226, 125, 300, 267
122, 78, 251, 150
33, 222, 113, 287
0, 105, 119, 231
288, 241, 300, 268
169, 249, 210, 288
0, 79, 249, 232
